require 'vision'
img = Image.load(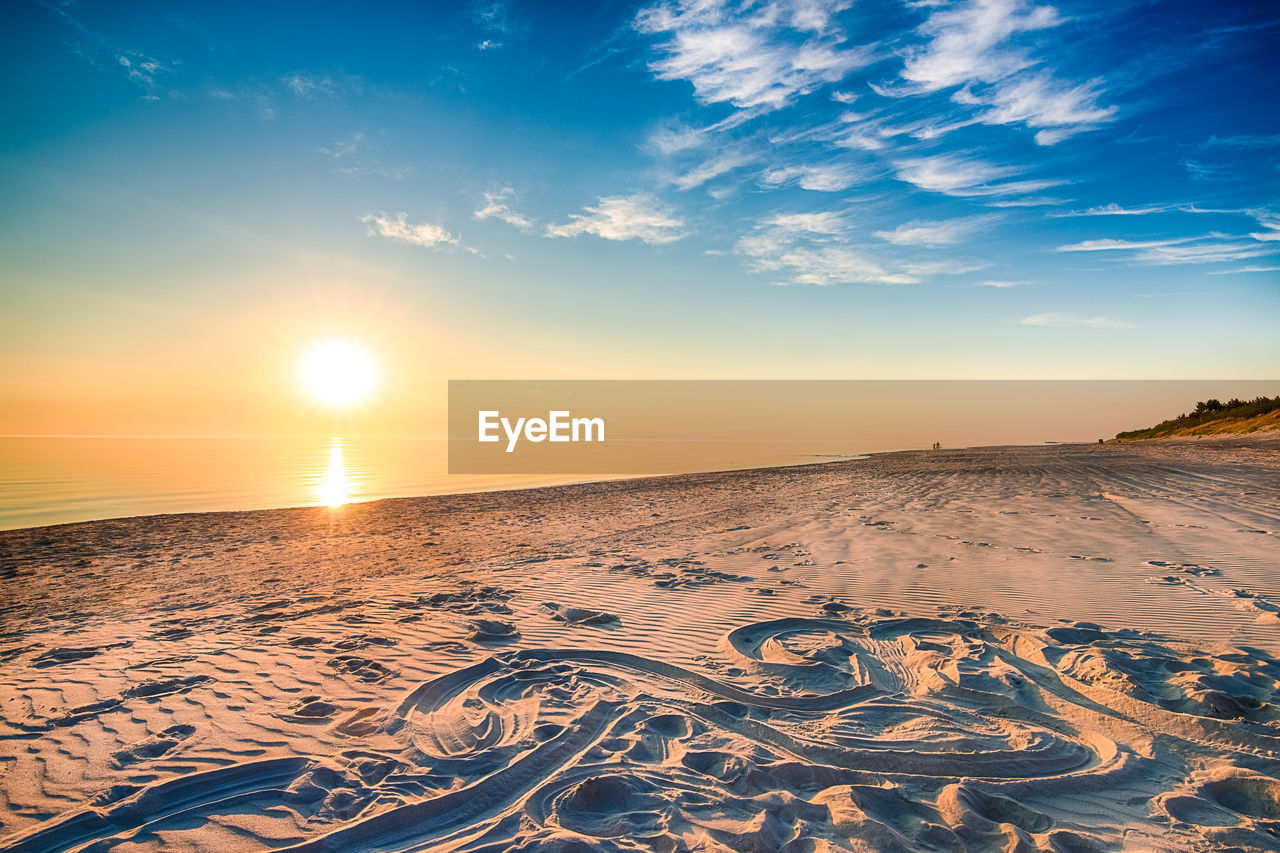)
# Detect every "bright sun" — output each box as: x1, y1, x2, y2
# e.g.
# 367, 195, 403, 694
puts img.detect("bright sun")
299, 339, 379, 406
